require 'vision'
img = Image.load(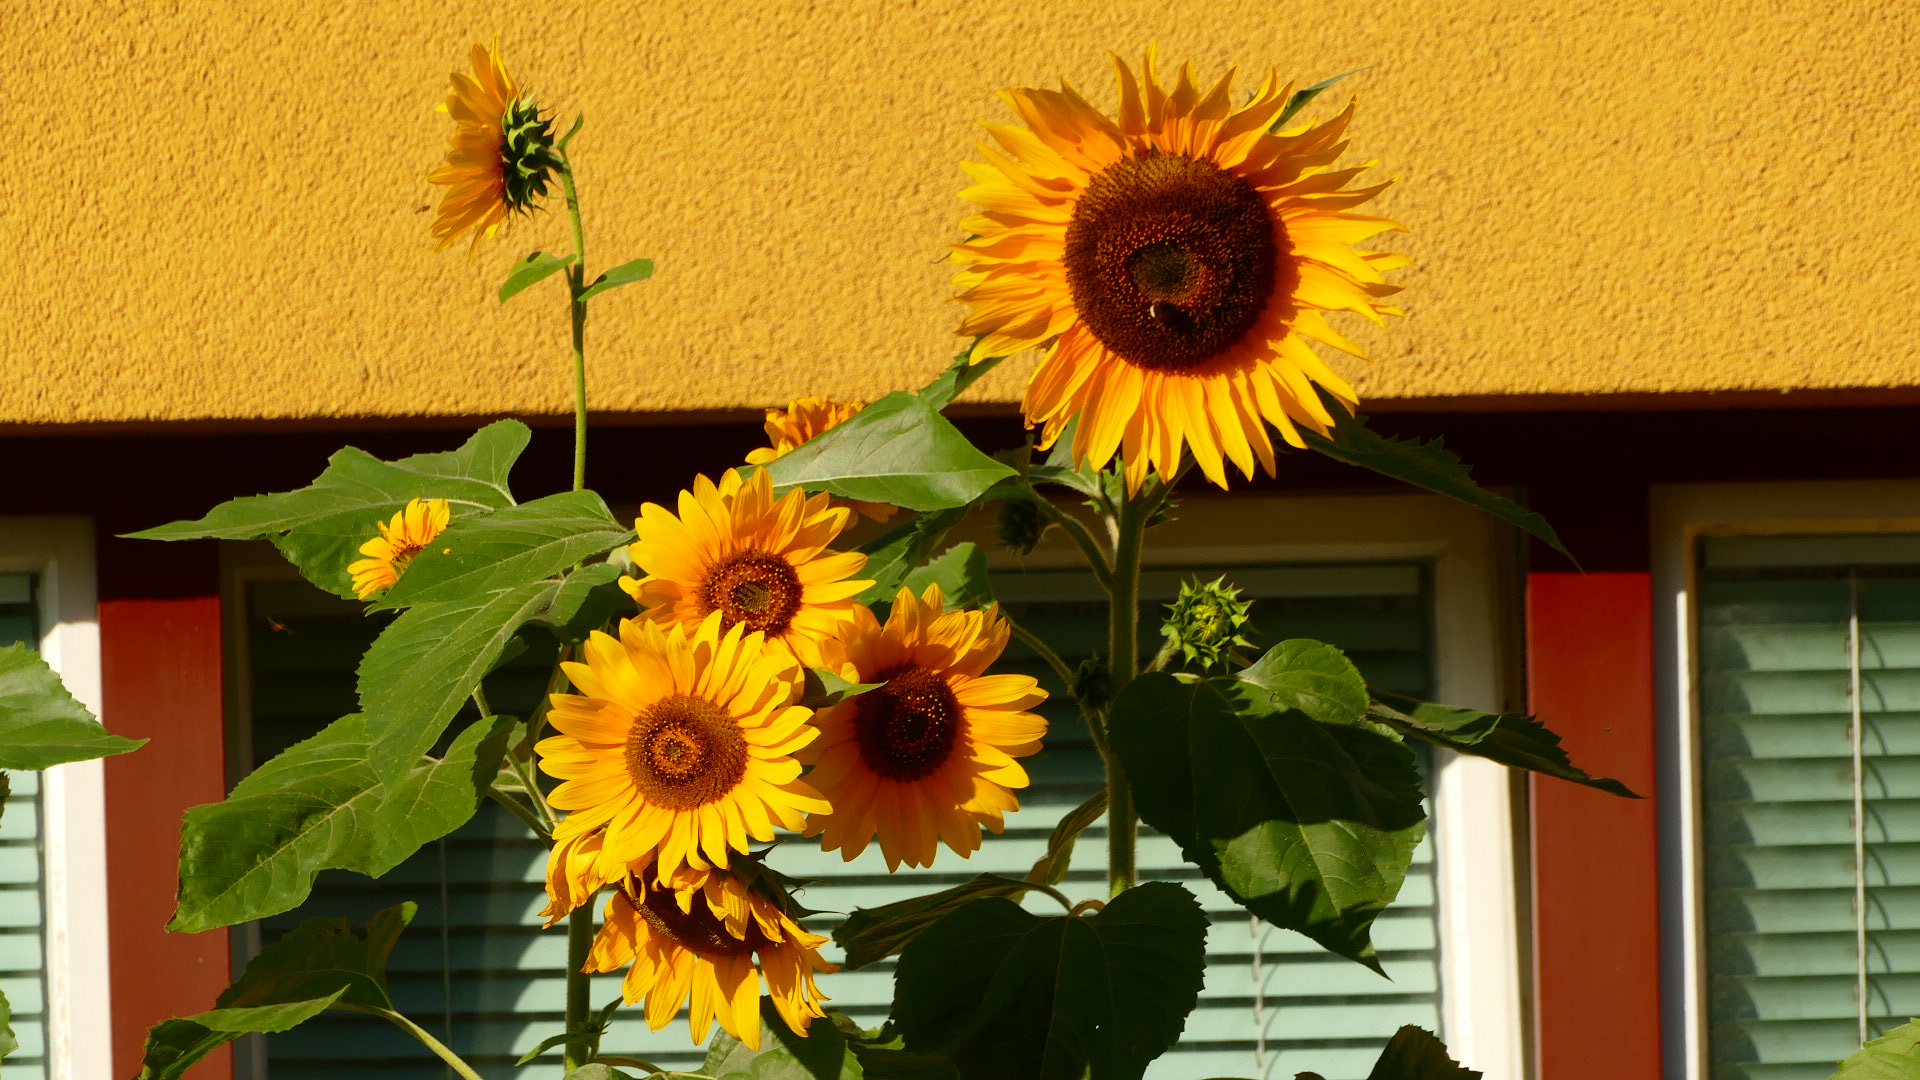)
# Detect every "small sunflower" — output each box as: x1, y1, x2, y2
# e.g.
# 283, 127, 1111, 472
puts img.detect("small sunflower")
347, 498, 450, 600
537, 612, 831, 882
539, 827, 612, 926
803, 584, 1048, 871
622, 468, 873, 669
587, 864, 835, 1051
427, 41, 562, 253
951, 47, 1410, 492
744, 396, 898, 524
